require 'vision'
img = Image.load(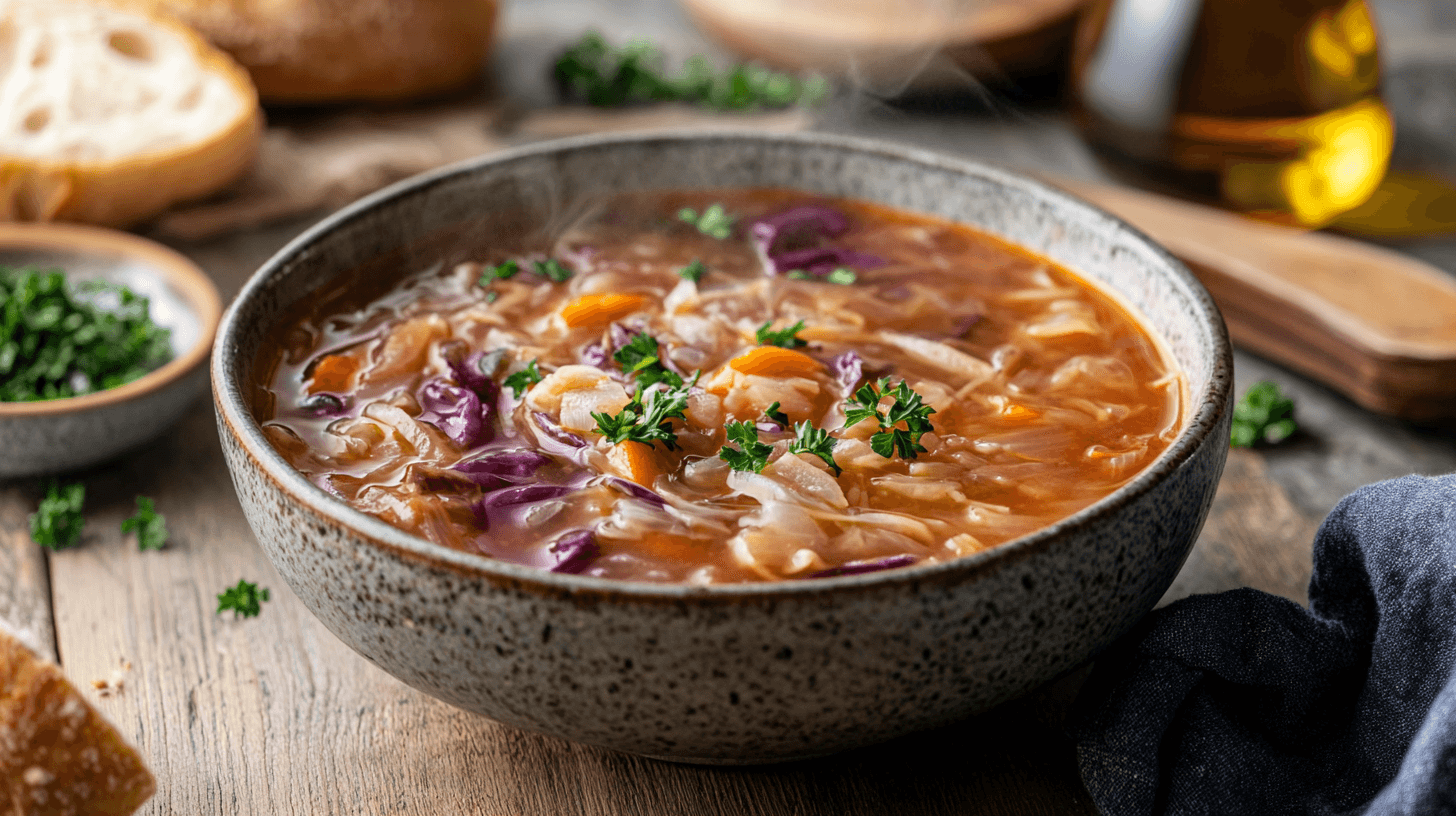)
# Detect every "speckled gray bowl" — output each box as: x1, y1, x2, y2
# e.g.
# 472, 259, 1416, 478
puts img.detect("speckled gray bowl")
213, 132, 1232, 764
0, 222, 221, 478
